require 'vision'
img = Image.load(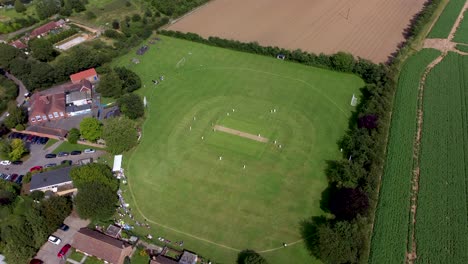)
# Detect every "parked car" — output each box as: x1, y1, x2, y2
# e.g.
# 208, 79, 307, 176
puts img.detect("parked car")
48, 235, 61, 245
30, 136, 38, 144
4, 174, 11, 181
0, 160, 11, 166
12, 160, 23, 165
0, 173, 6, 179
9, 174, 18, 182
57, 244, 71, 258
29, 259, 43, 264
70, 150, 82, 155
59, 224, 69, 231
61, 160, 72, 166
44, 163, 57, 168
21, 134, 28, 140
26, 135, 34, 142
45, 154, 57, 158
30, 166, 43, 172
15, 175, 23, 184
39, 137, 49, 144
83, 149, 95, 154
58, 152, 69, 157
